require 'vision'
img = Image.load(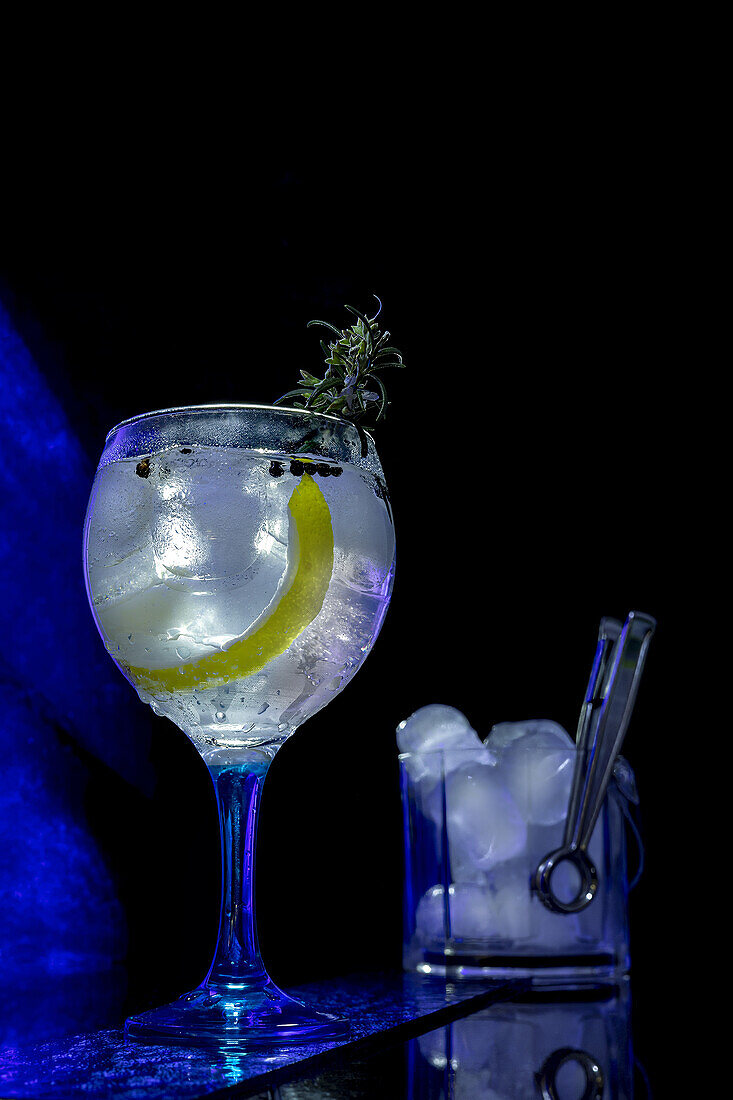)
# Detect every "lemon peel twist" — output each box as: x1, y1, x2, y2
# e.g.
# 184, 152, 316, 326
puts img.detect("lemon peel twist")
126, 472, 334, 693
